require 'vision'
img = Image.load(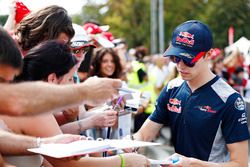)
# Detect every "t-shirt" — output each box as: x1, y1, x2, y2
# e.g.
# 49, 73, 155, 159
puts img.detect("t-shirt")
150, 76, 250, 162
